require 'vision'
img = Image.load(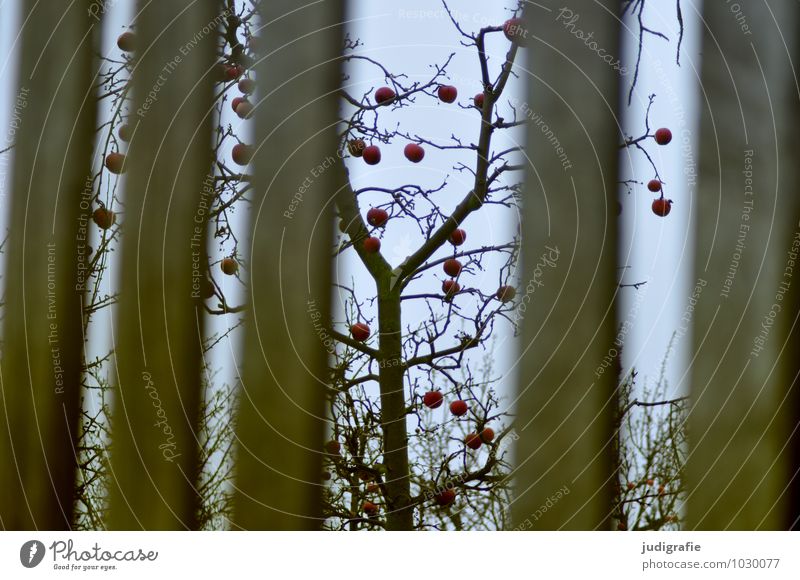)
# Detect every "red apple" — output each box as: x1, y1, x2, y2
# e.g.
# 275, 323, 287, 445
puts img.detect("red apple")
235, 100, 253, 119
238, 78, 255, 94
626, 482, 636, 490
366, 483, 380, 493
651, 198, 672, 217
104, 152, 126, 174
465, 432, 482, 450
363, 236, 381, 253
200, 279, 215, 300
350, 322, 370, 342
617, 522, 627, 531
474, 92, 486, 109
503, 18, 528, 46
117, 124, 132, 142
348, 138, 366, 157
654, 127, 672, 145
423, 391, 444, 409
92, 207, 116, 230
231, 96, 246, 111
434, 488, 456, 507
232, 143, 253, 165
221, 257, 238, 275
449, 228, 467, 246
647, 179, 662, 192
324, 440, 341, 455
366, 207, 389, 227
117, 31, 136, 52
404, 143, 425, 163
362, 501, 378, 515
224, 64, 244, 81
496, 285, 516, 303
449, 400, 468, 417
438, 85, 458, 103
374, 86, 396, 104
362, 145, 381, 165
480, 427, 495, 443
442, 279, 461, 298
443, 259, 462, 277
